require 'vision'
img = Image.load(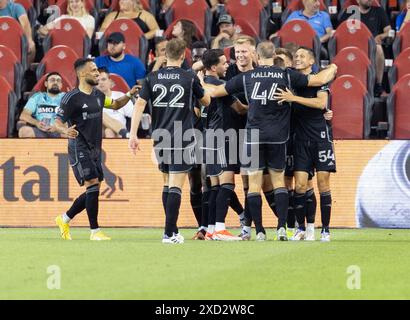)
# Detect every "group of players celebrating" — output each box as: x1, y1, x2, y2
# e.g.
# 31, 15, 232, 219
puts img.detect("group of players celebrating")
54, 35, 338, 244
